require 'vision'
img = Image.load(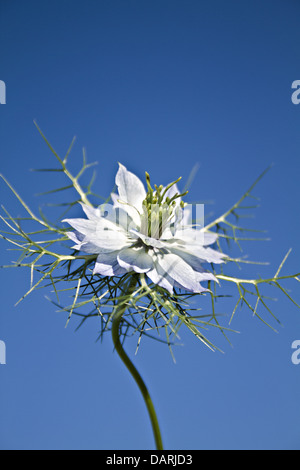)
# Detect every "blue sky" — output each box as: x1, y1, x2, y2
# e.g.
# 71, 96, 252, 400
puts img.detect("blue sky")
0, 0, 300, 450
